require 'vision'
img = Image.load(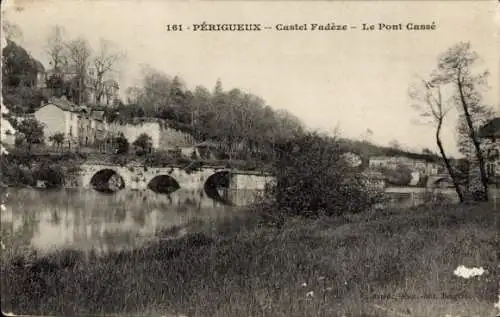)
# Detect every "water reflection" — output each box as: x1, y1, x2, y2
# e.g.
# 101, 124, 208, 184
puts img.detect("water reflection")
0, 188, 258, 256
